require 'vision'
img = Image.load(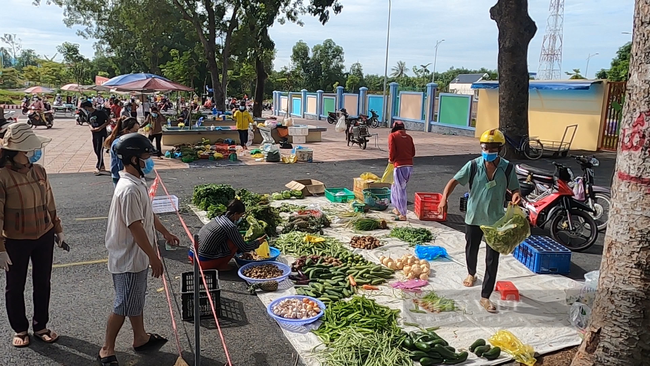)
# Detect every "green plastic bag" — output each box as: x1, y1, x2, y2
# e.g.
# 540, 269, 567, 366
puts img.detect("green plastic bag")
480, 204, 530, 255
381, 163, 394, 184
